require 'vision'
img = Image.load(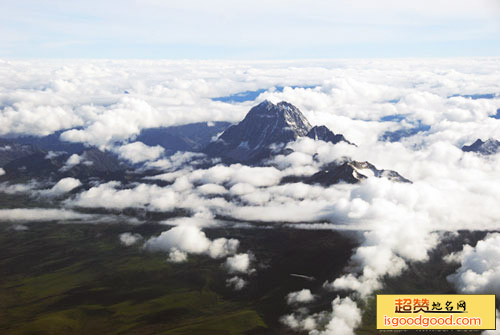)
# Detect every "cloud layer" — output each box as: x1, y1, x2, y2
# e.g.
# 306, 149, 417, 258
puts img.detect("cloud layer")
2, 59, 500, 334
